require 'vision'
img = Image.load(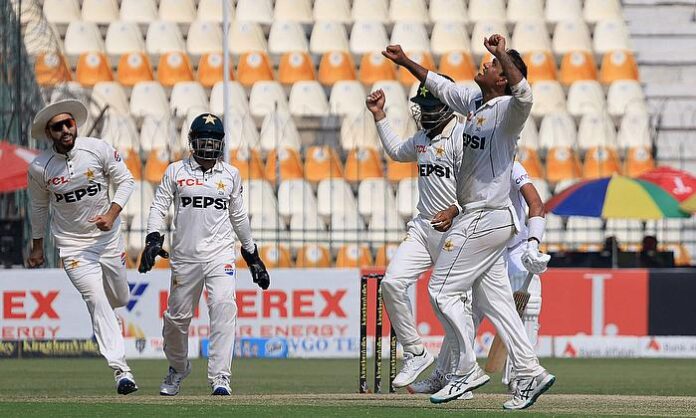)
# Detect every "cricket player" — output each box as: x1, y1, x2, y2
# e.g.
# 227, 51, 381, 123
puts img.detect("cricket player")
383, 35, 554, 410
26, 99, 138, 395
139, 113, 270, 396
365, 76, 466, 389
